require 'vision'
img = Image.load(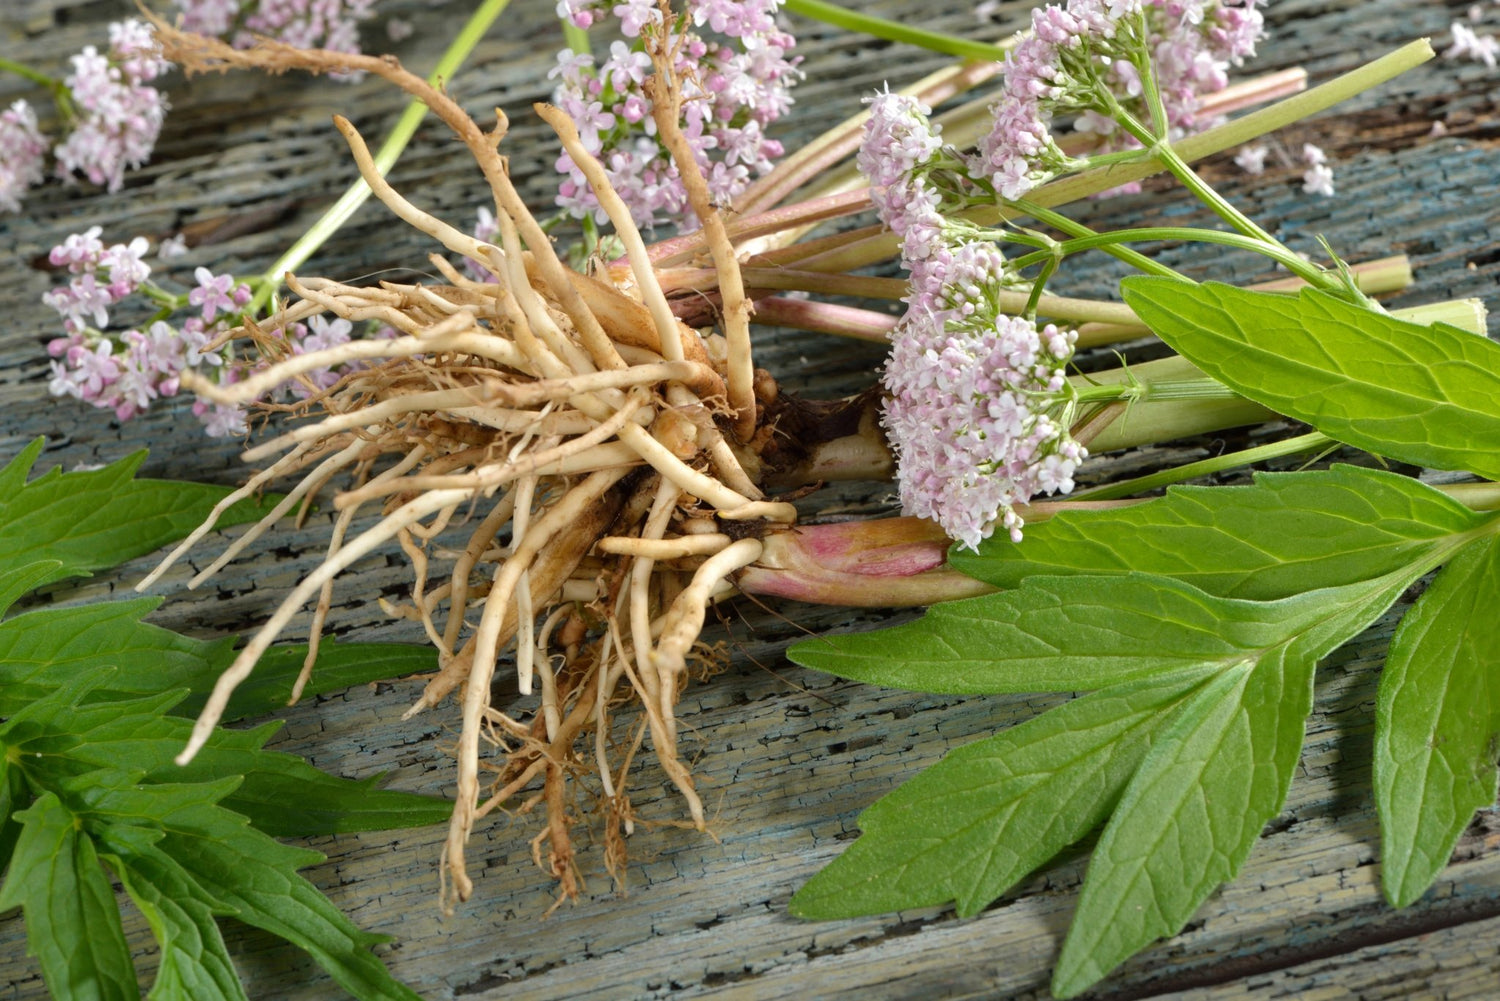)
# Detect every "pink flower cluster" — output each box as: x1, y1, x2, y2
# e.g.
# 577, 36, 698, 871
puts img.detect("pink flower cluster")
973, 0, 1263, 201
0, 101, 48, 212
44, 228, 249, 428
858, 92, 1085, 548
173, 0, 376, 54
1142, 0, 1262, 131
883, 301, 1084, 550
550, 0, 800, 227
0, 19, 171, 210
53, 18, 171, 192
856, 89, 946, 239
40, 227, 361, 435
